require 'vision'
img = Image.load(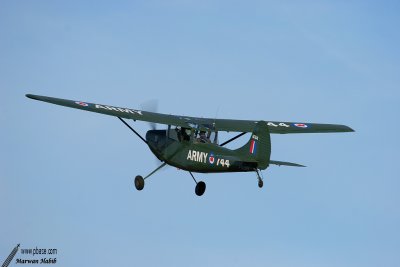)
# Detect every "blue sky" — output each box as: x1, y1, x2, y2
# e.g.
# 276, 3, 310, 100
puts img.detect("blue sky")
1, 1, 399, 266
